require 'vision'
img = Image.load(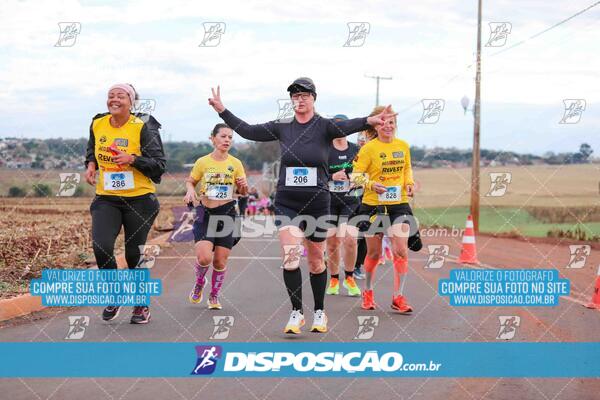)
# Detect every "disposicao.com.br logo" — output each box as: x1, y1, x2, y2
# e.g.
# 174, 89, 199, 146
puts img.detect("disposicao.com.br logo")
191, 345, 442, 376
